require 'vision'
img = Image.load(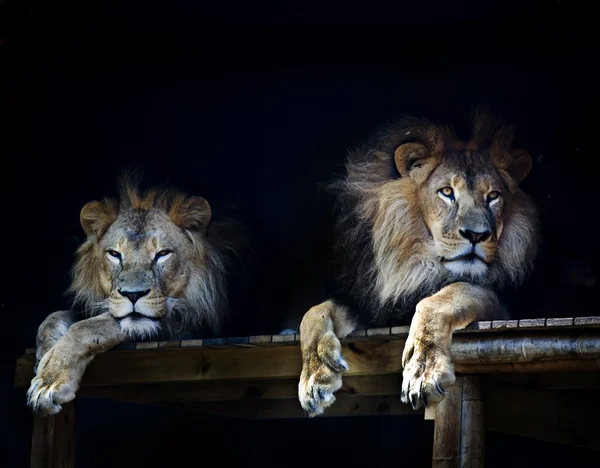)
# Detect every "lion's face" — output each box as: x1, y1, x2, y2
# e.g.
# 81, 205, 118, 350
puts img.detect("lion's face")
337, 114, 538, 308
70, 186, 218, 339
96, 210, 198, 336
390, 125, 534, 285
419, 154, 508, 278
